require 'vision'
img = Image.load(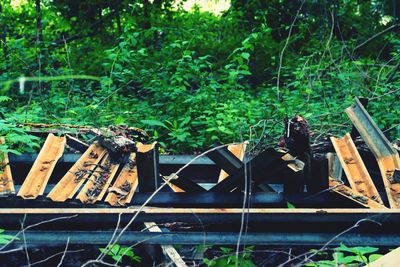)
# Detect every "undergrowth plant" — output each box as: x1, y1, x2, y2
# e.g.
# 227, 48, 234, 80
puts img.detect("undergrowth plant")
99, 244, 141, 265
306, 243, 384, 266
